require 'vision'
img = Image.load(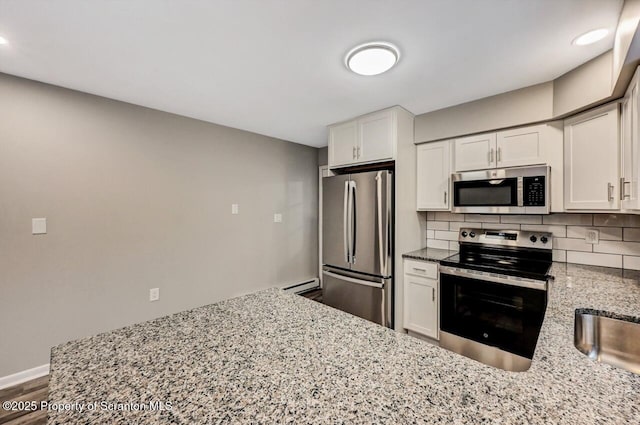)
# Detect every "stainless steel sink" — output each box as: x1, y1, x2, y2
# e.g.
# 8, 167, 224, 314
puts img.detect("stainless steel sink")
574, 309, 640, 375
